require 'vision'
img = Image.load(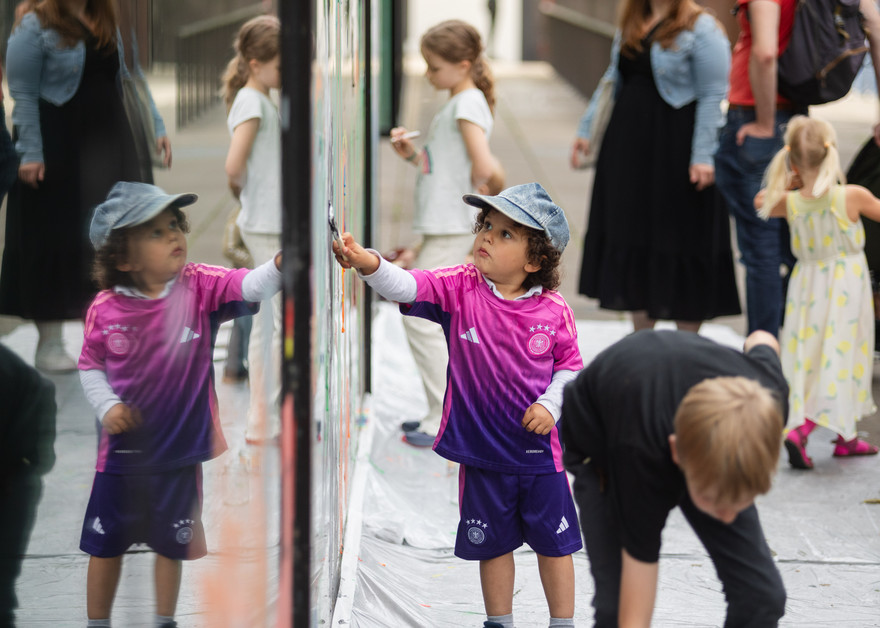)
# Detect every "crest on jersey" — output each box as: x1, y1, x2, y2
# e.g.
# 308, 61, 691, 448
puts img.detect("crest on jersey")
527, 324, 556, 356
103, 324, 139, 356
